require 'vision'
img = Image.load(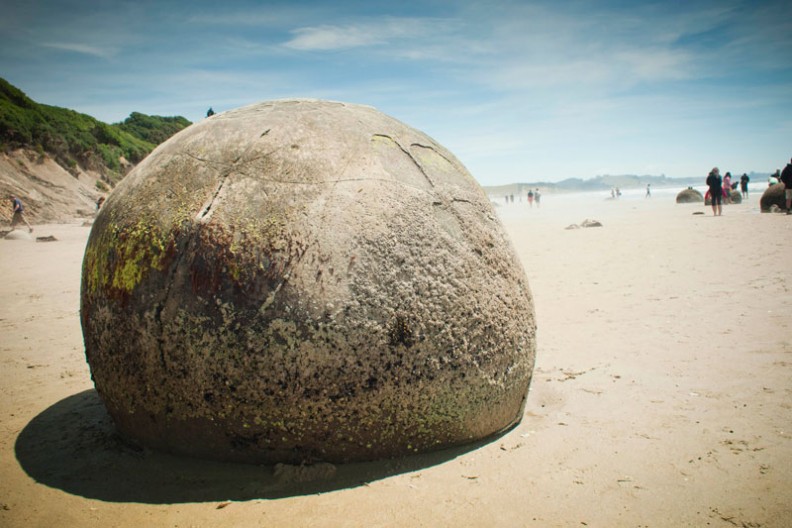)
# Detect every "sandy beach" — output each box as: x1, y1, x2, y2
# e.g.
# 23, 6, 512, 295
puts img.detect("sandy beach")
1, 188, 790, 527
